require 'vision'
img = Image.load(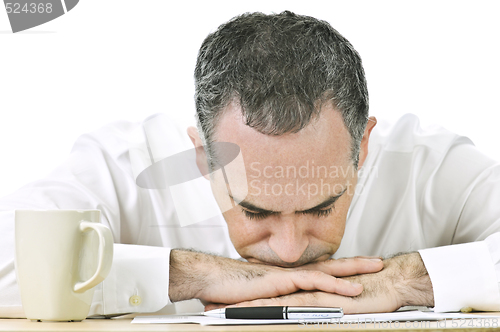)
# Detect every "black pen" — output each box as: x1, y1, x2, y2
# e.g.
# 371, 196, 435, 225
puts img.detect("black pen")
203, 306, 343, 320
